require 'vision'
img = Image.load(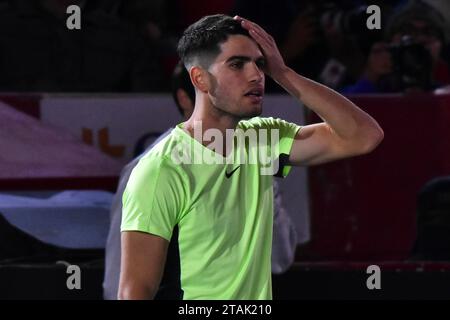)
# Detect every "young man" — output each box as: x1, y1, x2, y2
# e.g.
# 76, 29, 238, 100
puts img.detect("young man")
119, 14, 383, 300
104, 61, 297, 299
